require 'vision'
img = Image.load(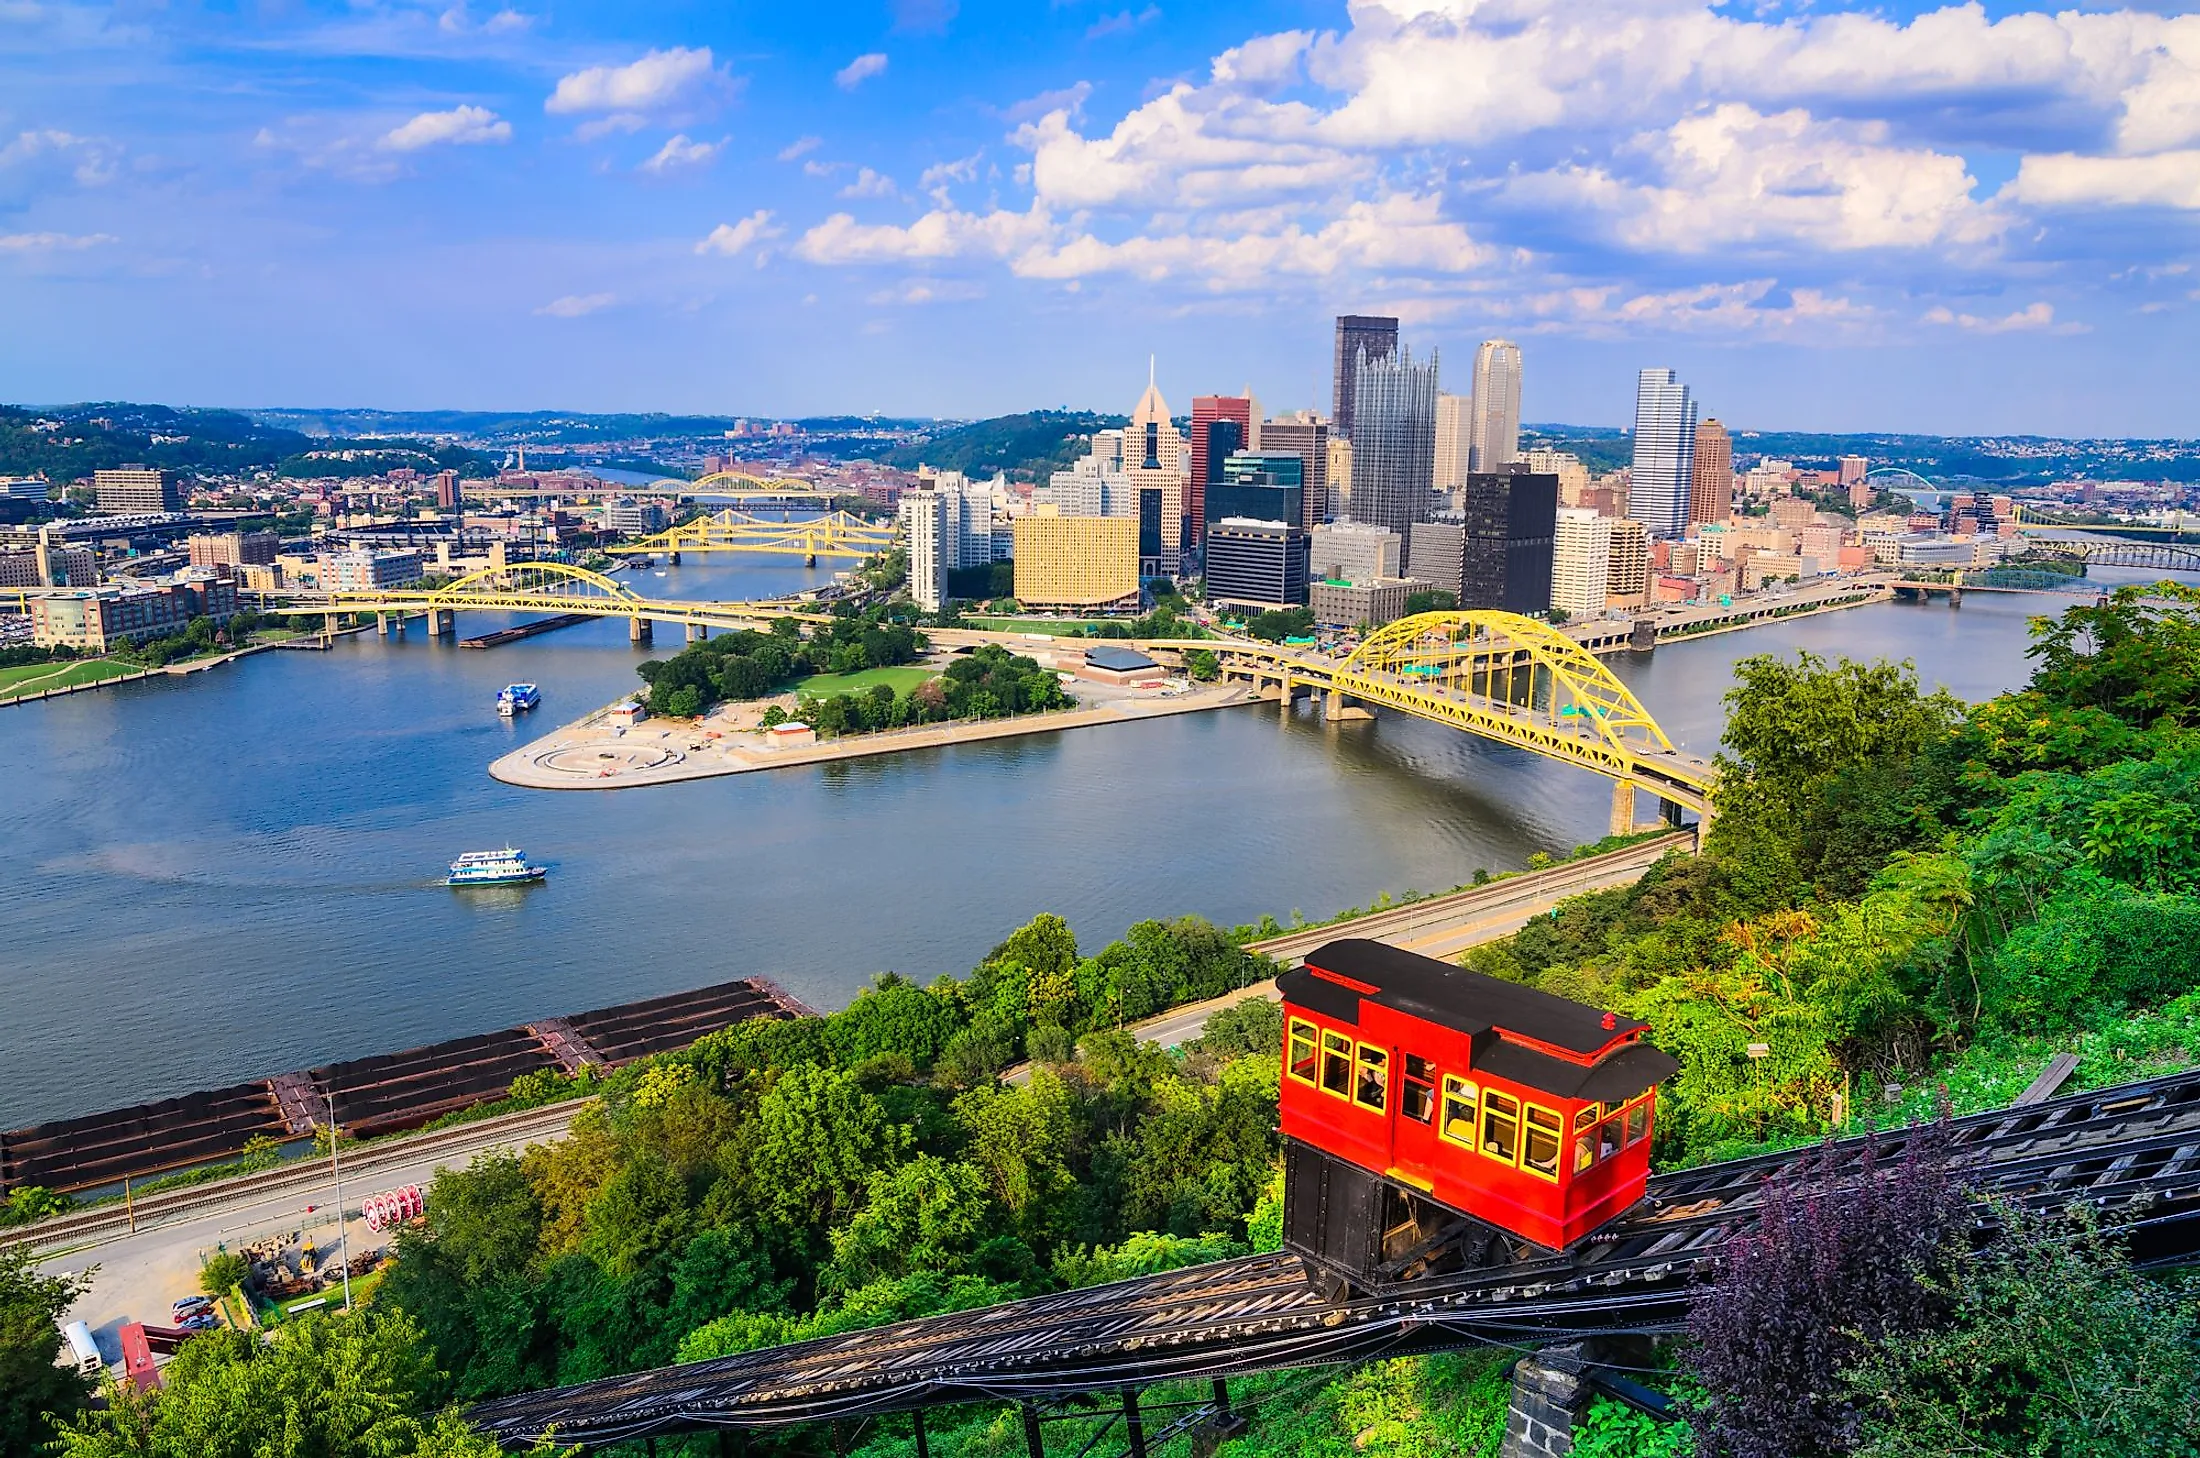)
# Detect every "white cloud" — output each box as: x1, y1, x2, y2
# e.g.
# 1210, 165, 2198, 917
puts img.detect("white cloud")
2008, 150, 2200, 210
380, 105, 510, 152
437, 6, 532, 35
0, 128, 117, 186
836, 53, 888, 91
695, 210, 784, 258
919, 151, 982, 205
1086, 6, 1159, 41
640, 133, 721, 174
547, 47, 721, 116
1017, 87, 1364, 211
796, 205, 1055, 265
778, 135, 823, 162
839, 167, 901, 199
1001, 81, 1093, 125
0, 231, 117, 252
535, 293, 614, 317
1923, 300, 2065, 332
